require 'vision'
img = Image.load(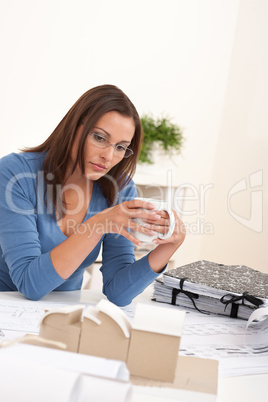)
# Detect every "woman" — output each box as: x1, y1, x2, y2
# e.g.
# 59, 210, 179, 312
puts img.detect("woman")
0, 84, 185, 305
